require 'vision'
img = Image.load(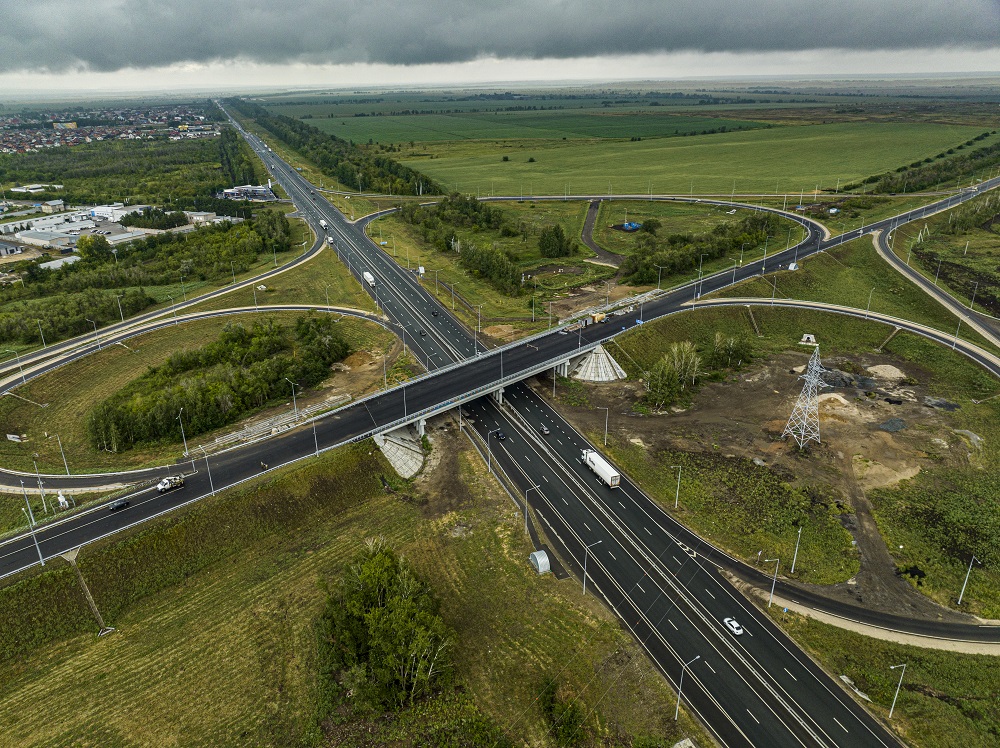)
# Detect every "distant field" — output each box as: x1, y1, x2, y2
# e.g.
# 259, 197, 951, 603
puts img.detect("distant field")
400, 122, 984, 196
297, 108, 767, 144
